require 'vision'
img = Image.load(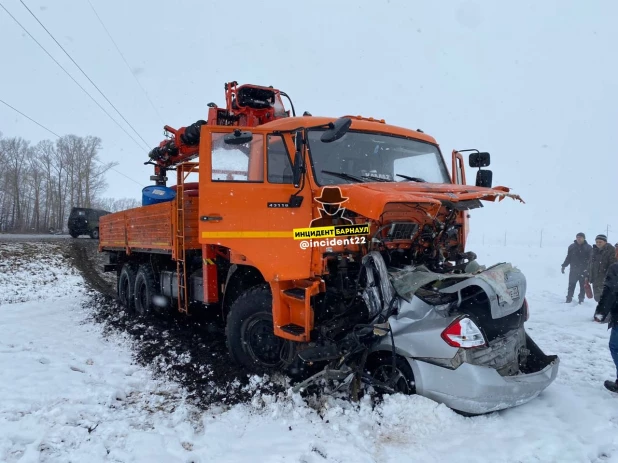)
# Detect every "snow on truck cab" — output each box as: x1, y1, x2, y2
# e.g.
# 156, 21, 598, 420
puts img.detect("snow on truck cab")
99, 82, 558, 414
